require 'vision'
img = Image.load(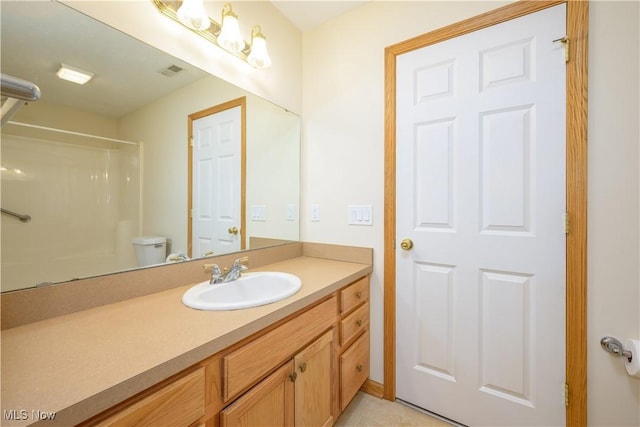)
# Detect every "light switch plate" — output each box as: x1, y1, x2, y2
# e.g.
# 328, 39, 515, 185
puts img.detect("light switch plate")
348, 205, 373, 226
287, 204, 296, 221
311, 204, 320, 222
251, 205, 267, 221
